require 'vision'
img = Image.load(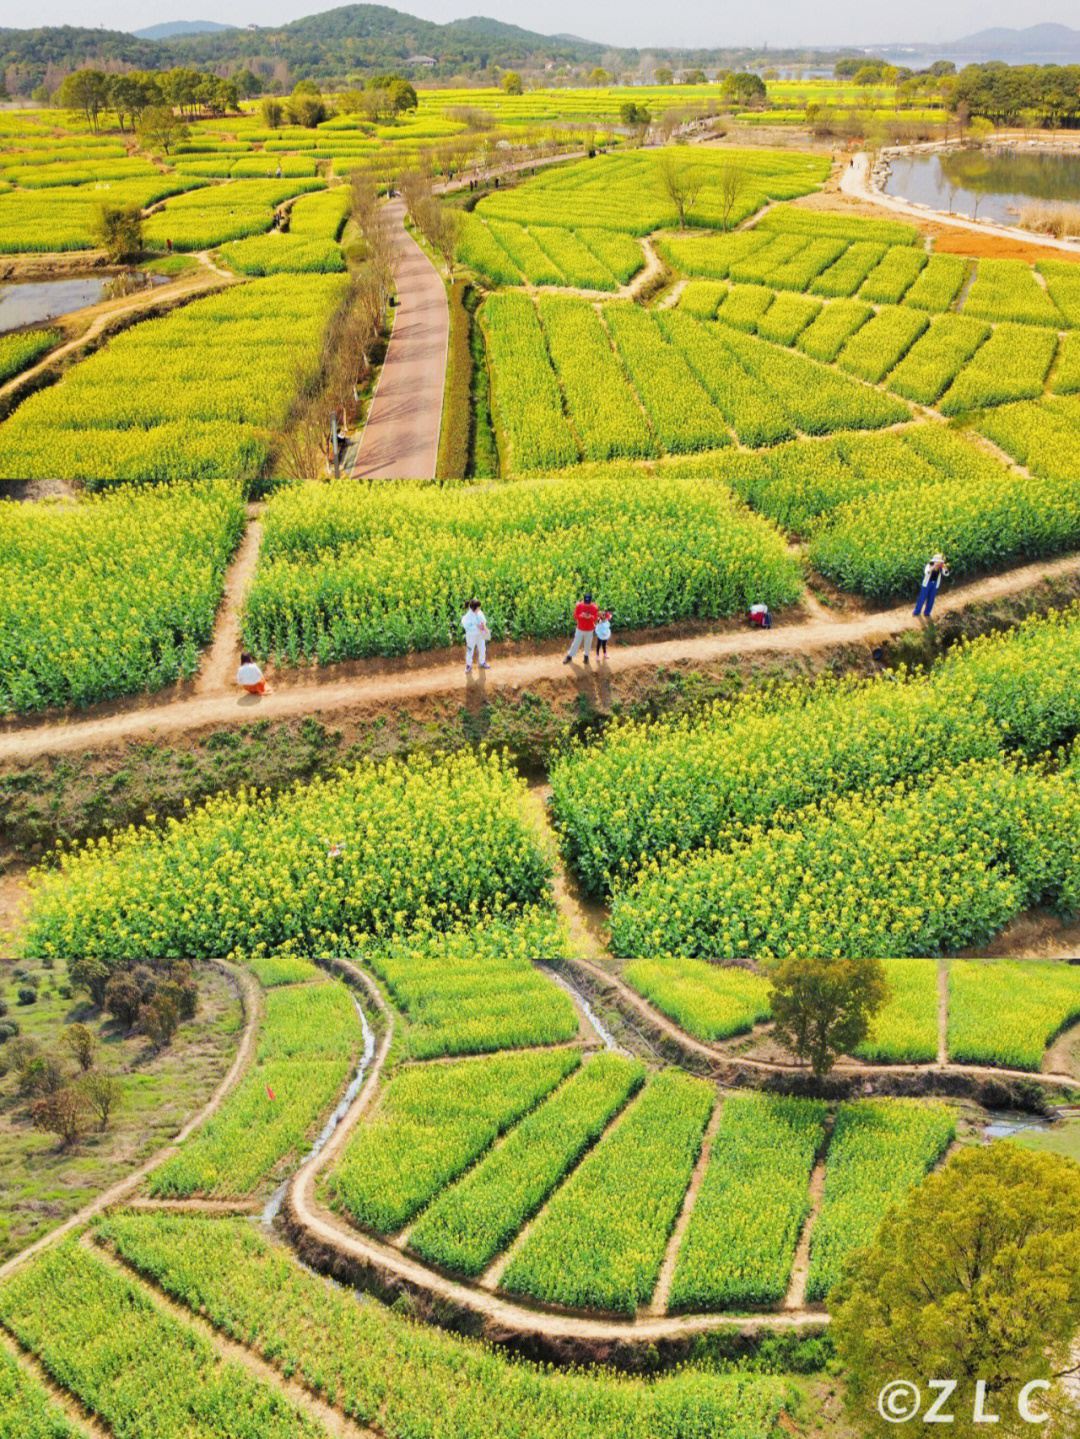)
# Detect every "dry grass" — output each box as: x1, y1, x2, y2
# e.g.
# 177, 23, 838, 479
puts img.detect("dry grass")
1018, 202, 1080, 239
